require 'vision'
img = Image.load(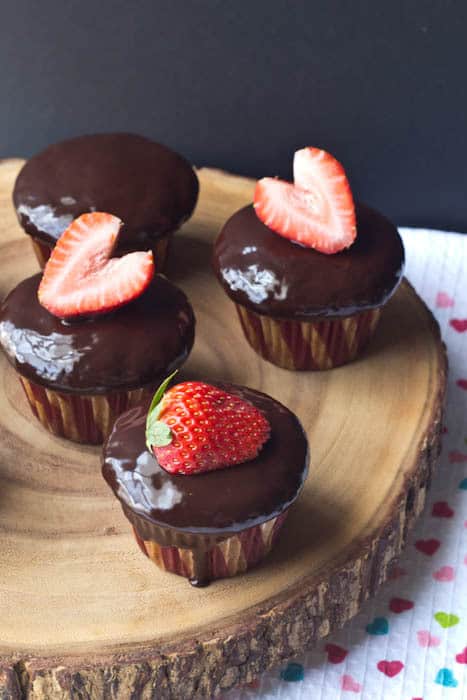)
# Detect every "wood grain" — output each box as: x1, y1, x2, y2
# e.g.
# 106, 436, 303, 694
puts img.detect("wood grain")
0, 161, 446, 699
